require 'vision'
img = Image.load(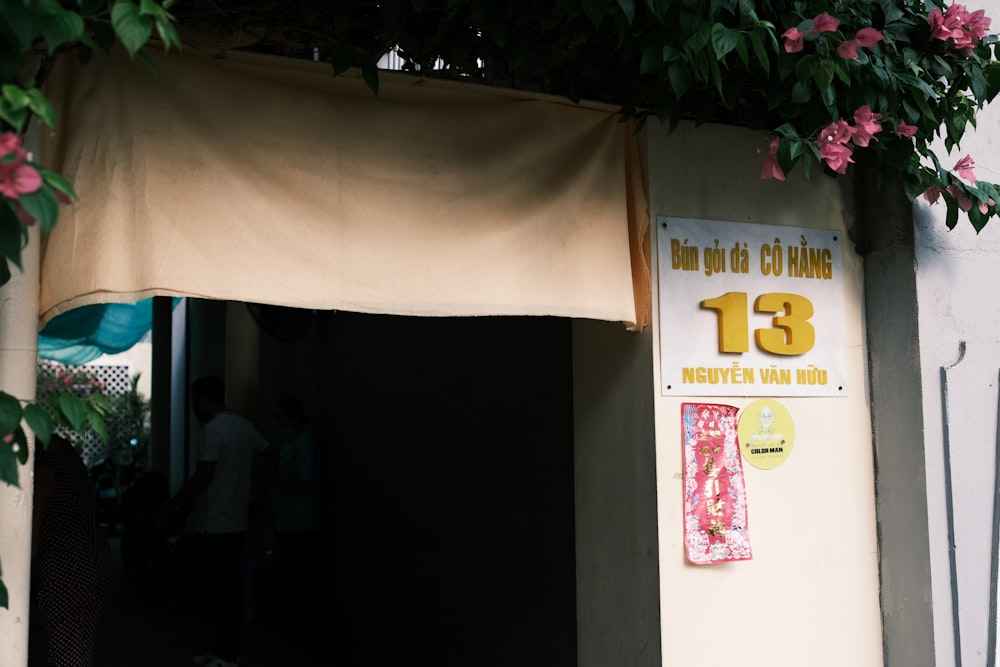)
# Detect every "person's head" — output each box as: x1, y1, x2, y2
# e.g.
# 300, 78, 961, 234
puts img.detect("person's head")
274, 396, 308, 435
190, 375, 226, 423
